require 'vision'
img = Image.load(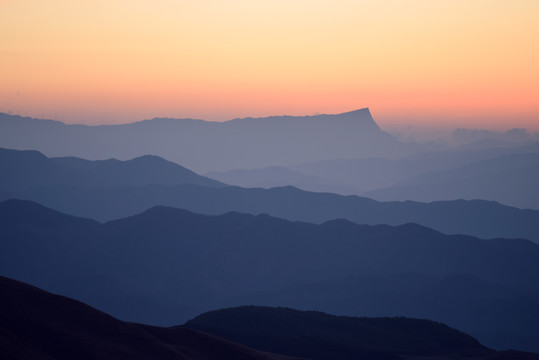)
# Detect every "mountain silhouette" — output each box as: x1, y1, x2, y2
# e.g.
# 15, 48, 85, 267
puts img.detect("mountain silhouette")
206, 166, 360, 195
1, 199, 539, 352
450, 128, 539, 147
0, 109, 418, 172
0, 275, 301, 360
2, 178, 538, 242
0, 147, 224, 190
263, 142, 539, 195
278, 142, 539, 195
2, 147, 539, 242
364, 153, 539, 209
187, 306, 529, 360
4, 275, 537, 360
